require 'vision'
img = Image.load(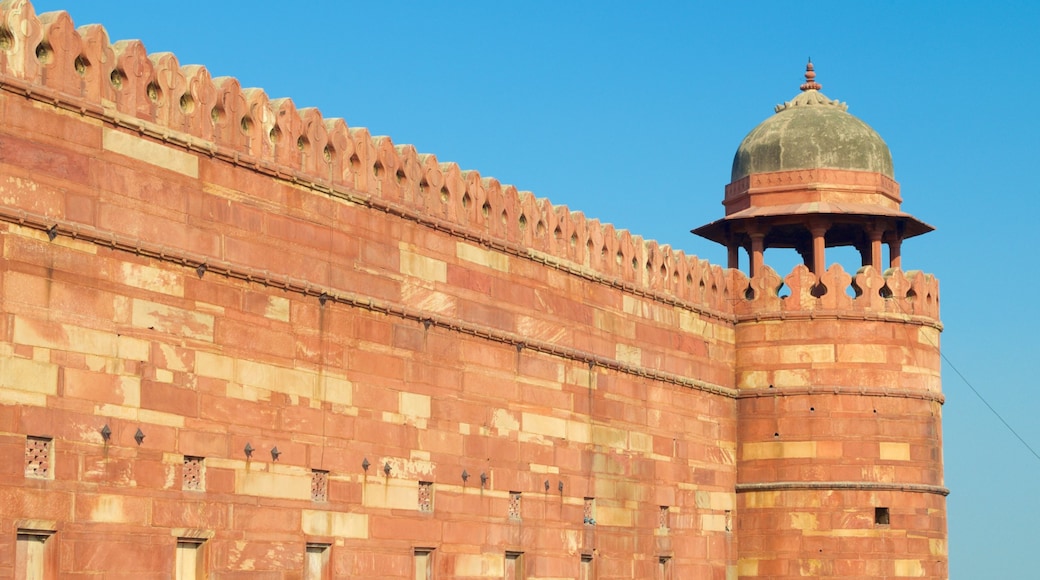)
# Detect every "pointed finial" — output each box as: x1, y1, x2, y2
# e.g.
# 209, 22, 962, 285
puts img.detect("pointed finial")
800, 58, 822, 91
